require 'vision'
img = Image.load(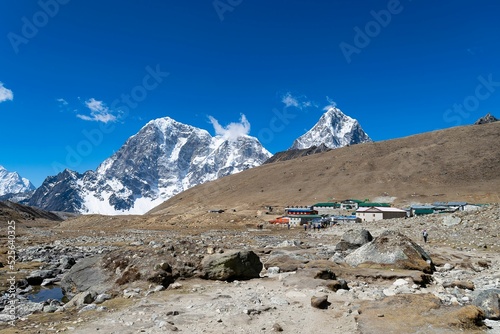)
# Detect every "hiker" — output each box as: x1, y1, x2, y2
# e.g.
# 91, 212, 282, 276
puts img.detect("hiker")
422, 229, 428, 243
